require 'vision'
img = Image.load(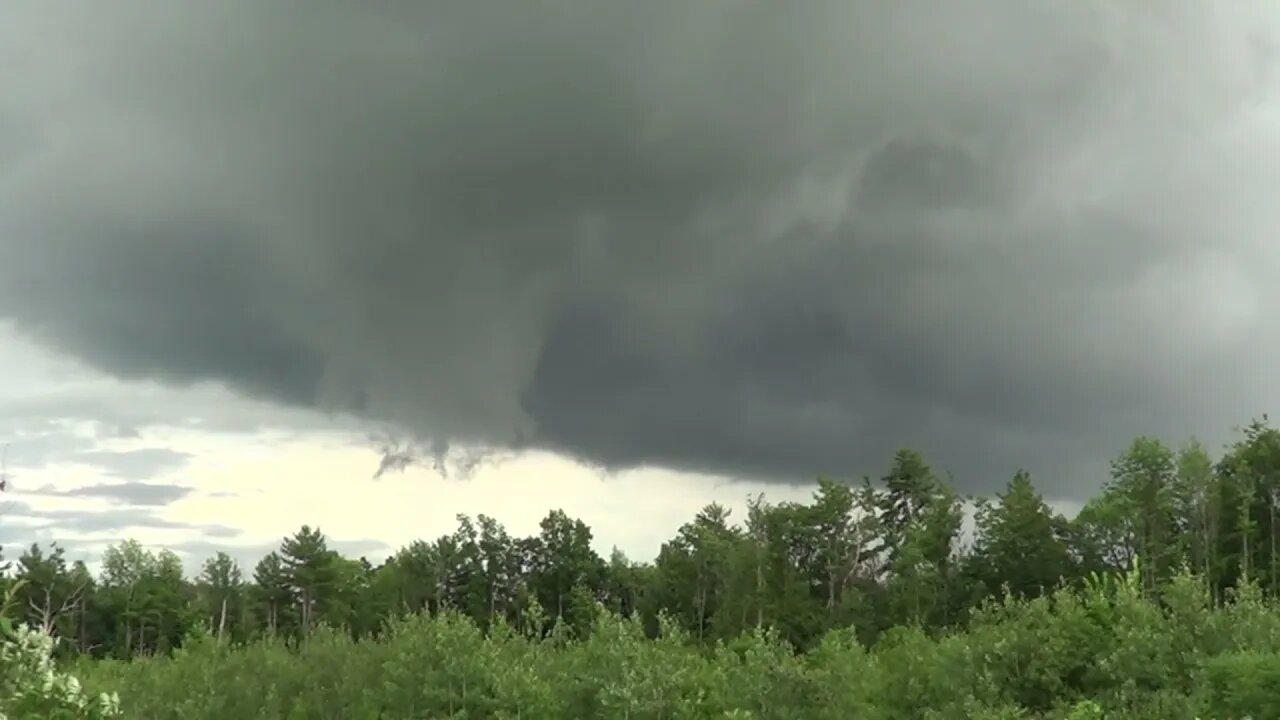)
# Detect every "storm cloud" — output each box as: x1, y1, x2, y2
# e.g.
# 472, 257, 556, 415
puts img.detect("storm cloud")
3, 2, 1280, 495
